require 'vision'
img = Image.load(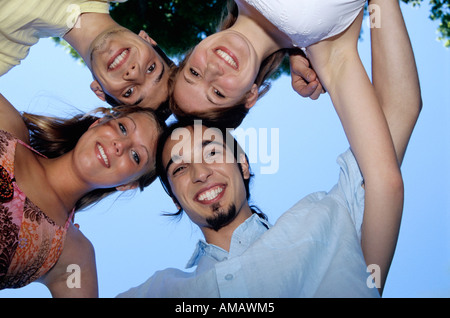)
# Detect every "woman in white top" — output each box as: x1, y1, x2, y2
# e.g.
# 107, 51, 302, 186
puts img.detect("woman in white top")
171, 0, 366, 124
